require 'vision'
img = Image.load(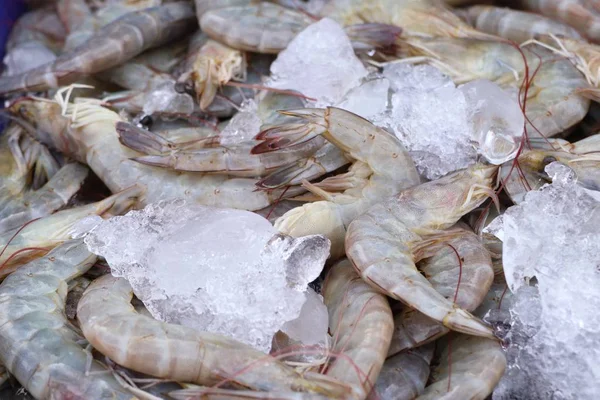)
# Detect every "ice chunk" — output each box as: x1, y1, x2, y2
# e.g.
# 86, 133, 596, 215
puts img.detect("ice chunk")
280, 288, 328, 346
143, 81, 194, 116
336, 77, 390, 120
387, 64, 476, 179
268, 18, 368, 106
219, 99, 262, 146
459, 80, 524, 165
3, 41, 56, 76
69, 215, 103, 239
494, 162, 600, 400
85, 200, 331, 352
